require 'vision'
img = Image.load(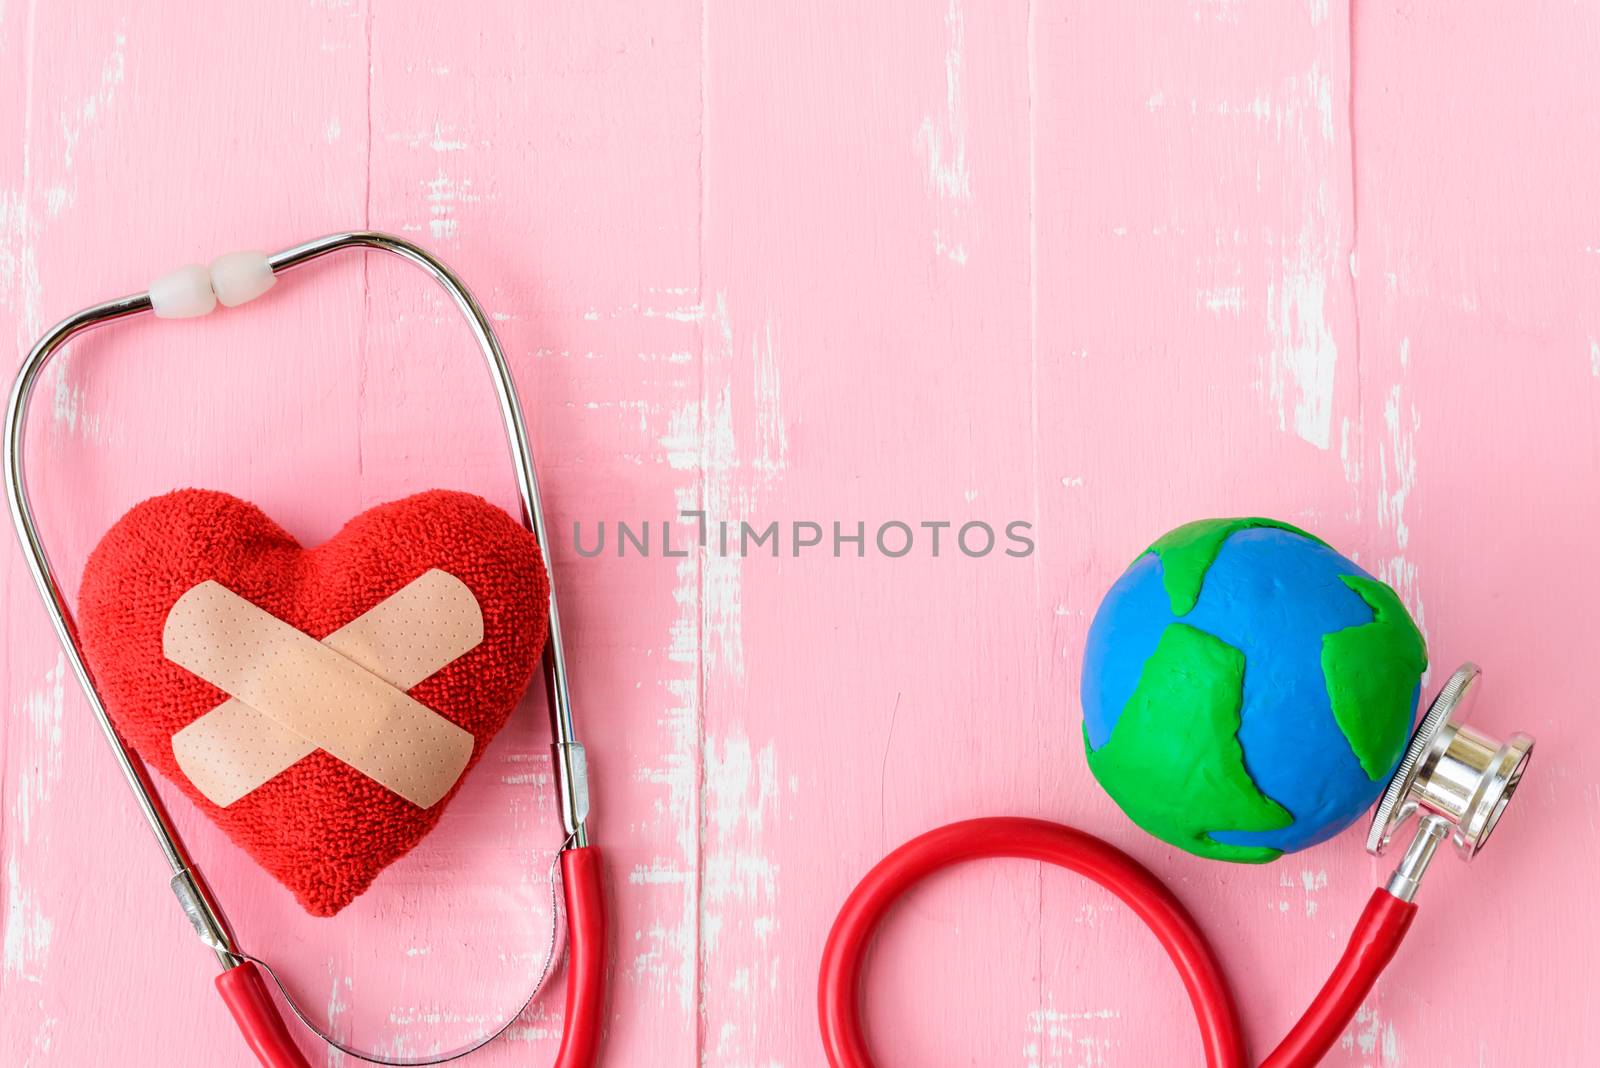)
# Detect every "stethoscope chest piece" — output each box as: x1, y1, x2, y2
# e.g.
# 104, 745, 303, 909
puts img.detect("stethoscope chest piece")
1367, 663, 1534, 899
